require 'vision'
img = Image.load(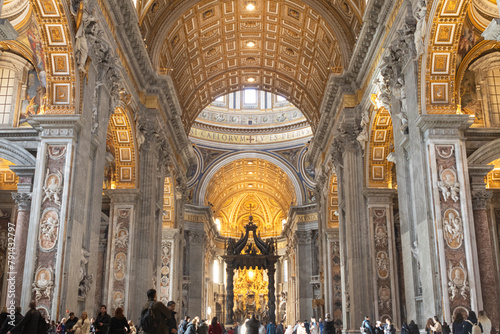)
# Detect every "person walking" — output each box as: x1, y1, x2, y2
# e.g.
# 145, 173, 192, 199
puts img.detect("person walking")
408, 321, 419, 334
431, 316, 443, 334
8, 301, 43, 334
166, 302, 177, 334
463, 311, 483, 334
0, 307, 23, 334
128, 321, 137, 334
56, 318, 66, 334
323, 315, 334, 334
361, 317, 373, 334
267, 322, 276, 334
247, 315, 260, 334
209, 317, 223, 334
185, 317, 200, 334
452, 312, 465, 334
108, 307, 130, 334
179, 317, 191, 334
276, 322, 284, 334
198, 320, 209, 334
73, 311, 91, 334
140, 289, 172, 334
384, 319, 395, 334
95, 306, 111, 334
477, 311, 491, 334
66, 313, 79, 333
426, 319, 434, 334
